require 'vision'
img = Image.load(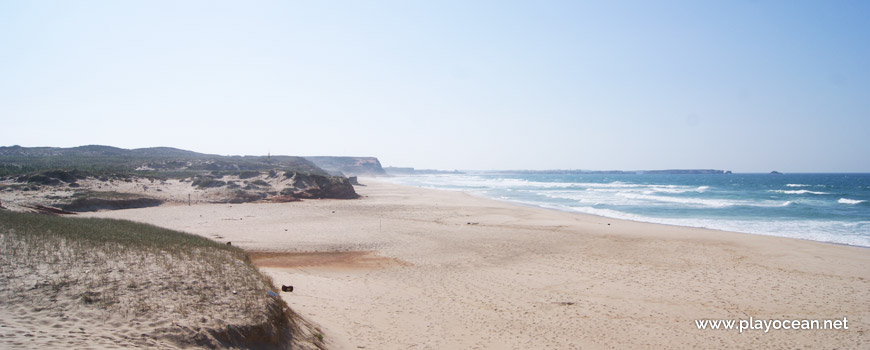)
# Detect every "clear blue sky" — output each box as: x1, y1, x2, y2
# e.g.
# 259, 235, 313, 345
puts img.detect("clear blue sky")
1, 1, 868, 172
